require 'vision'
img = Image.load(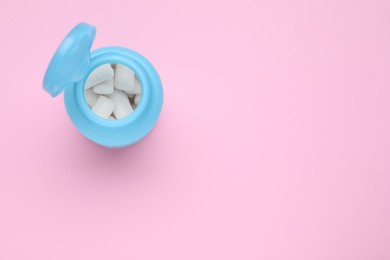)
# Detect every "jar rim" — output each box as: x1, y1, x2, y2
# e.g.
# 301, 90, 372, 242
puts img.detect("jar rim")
64, 46, 163, 148
79, 54, 150, 127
